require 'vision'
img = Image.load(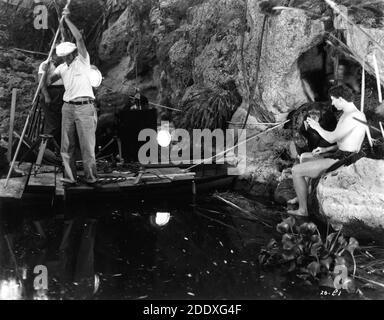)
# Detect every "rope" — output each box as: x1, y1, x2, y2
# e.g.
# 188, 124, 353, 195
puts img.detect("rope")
228, 121, 282, 126
185, 119, 290, 171
237, 1, 267, 142
147, 101, 182, 112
